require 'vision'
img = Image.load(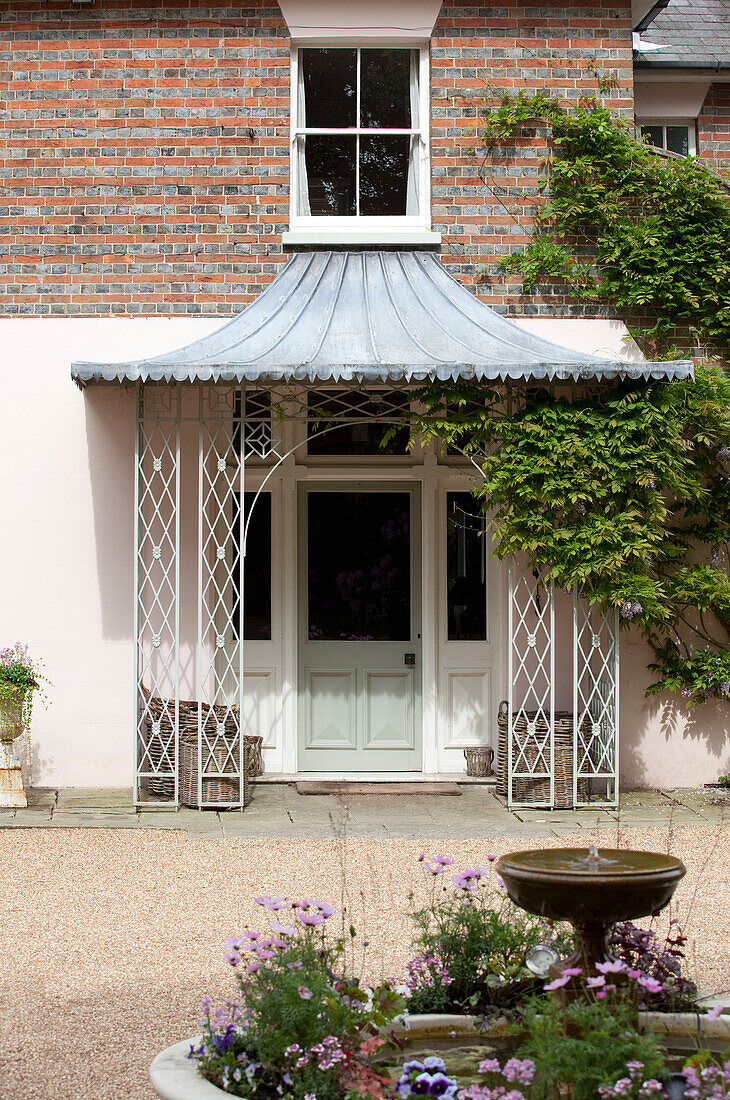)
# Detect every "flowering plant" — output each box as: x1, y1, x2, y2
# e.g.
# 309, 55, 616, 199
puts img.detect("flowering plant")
518, 972, 666, 1100
680, 1060, 730, 1100
405, 854, 572, 1014
189, 895, 406, 1099
0, 643, 47, 734
608, 921, 698, 1013
396, 1057, 459, 1099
